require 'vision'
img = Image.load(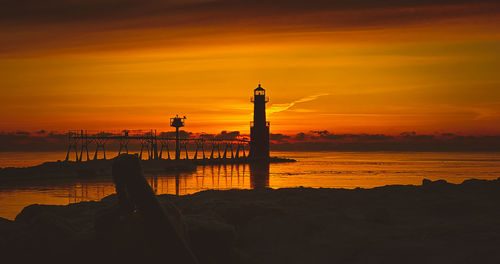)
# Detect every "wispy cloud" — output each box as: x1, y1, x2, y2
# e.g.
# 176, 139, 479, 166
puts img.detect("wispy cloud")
2, 0, 498, 57
268, 93, 329, 114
